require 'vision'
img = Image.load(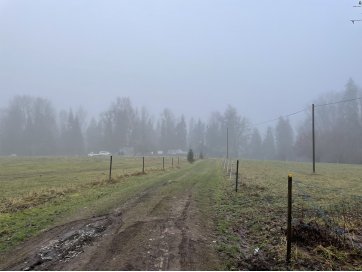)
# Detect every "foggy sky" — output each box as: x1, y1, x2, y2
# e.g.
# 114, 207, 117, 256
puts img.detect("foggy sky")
1, 0, 361, 126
